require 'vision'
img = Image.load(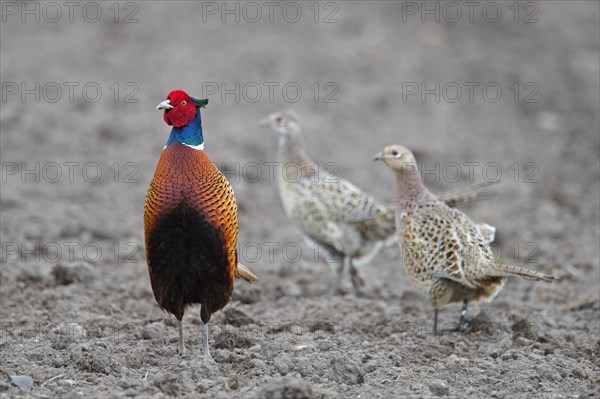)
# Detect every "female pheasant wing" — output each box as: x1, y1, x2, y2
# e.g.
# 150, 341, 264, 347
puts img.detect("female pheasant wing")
310, 177, 389, 223
405, 206, 494, 288
290, 197, 345, 247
